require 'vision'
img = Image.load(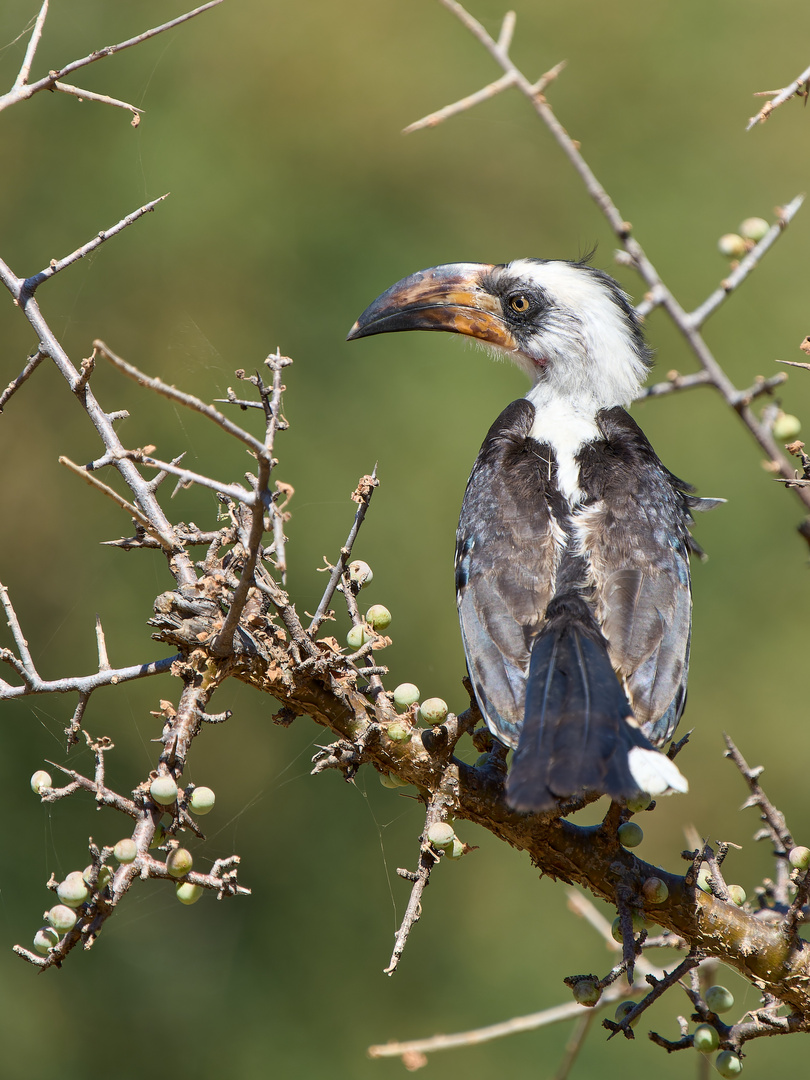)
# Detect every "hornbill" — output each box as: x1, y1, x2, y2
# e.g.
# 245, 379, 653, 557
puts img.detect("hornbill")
348, 259, 717, 812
